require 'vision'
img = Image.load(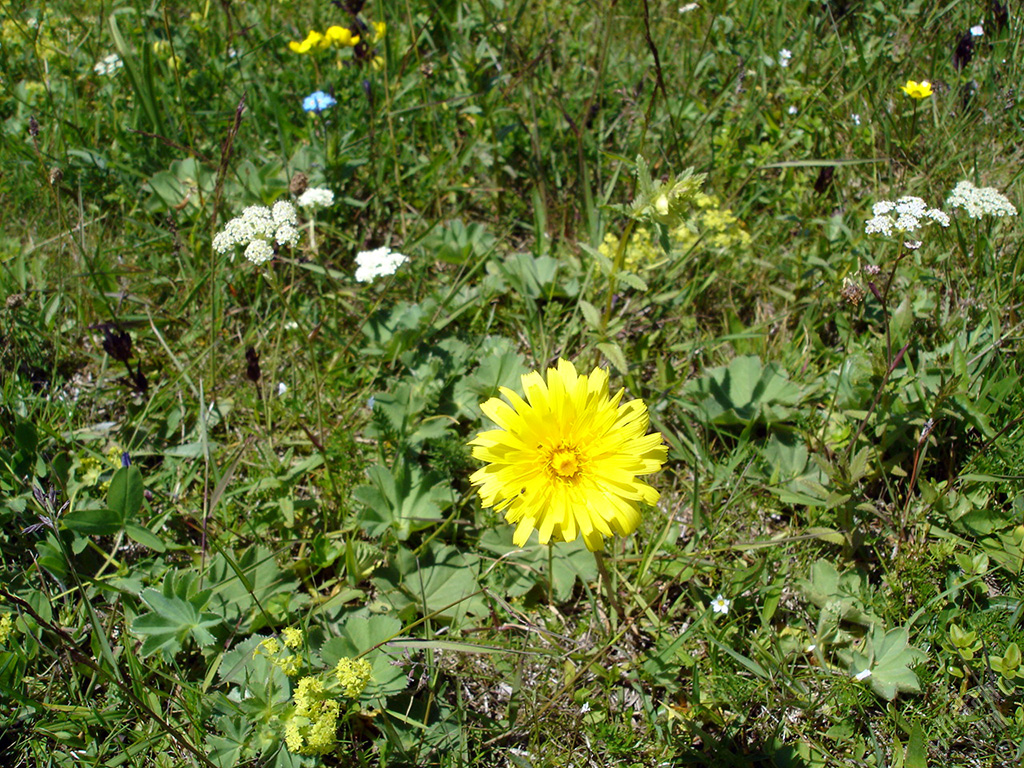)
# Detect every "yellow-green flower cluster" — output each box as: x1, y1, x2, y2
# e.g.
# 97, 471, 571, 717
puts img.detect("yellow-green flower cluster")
671, 193, 751, 251
0, 614, 13, 647
335, 657, 372, 699
598, 228, 664, 271
254, 635, 303, 677
284, 677, 340, 755
282, 627, 303, 649
2, 10, 67, 62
